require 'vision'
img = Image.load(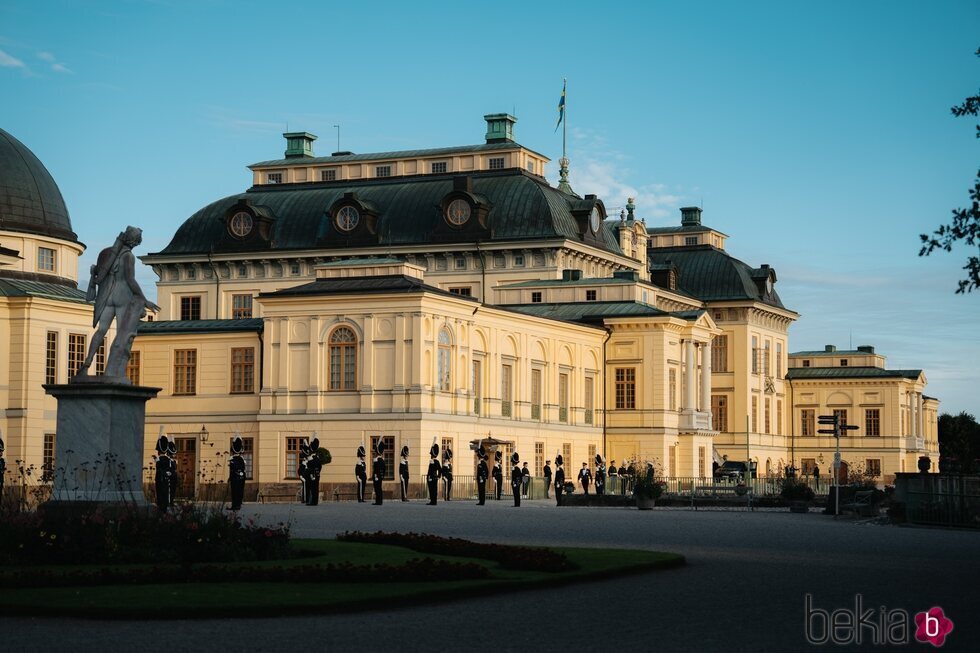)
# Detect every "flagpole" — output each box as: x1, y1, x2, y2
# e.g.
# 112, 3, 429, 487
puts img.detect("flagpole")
562, 78, 567, 159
